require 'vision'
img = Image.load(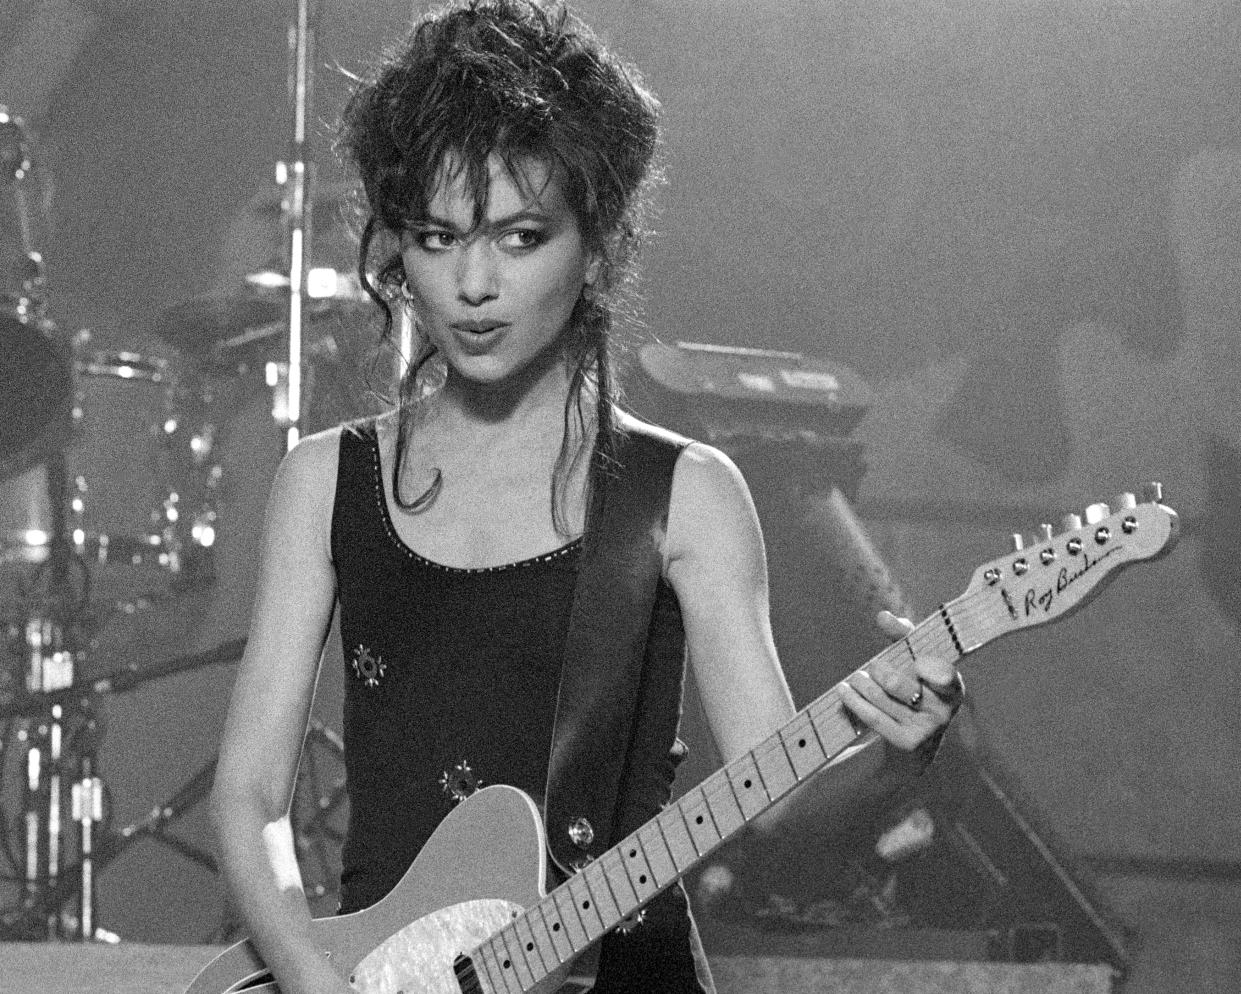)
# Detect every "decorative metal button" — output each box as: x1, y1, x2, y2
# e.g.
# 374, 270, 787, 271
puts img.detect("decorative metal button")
568, 817, 595, 849
440, 760, 482, 804
351, 644, 386, 688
